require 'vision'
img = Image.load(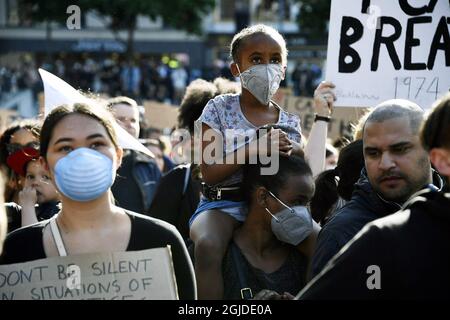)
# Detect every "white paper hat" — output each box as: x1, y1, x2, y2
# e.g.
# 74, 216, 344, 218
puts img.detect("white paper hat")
39, 68, 154, 158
